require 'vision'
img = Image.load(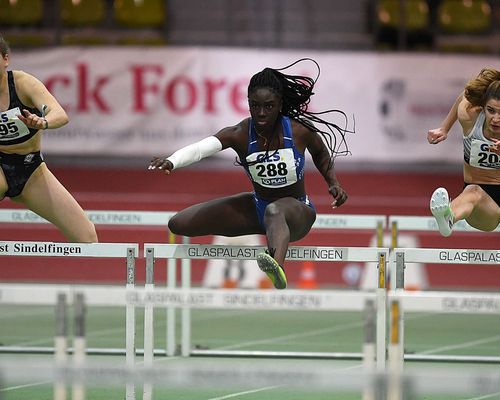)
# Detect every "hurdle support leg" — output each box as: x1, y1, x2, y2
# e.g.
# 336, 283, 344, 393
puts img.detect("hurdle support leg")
54, 293, 68, 400
181, 236, 191, 357
388, 297, 404, 400
166, 232, 177, 357
394, 251, 405, 363
125, 248, 136, 400
72, 292, 86, 400
362, 298, 376, 400
376, 252, 387, 371
143, 248, 155, 400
